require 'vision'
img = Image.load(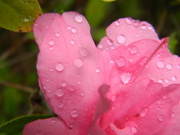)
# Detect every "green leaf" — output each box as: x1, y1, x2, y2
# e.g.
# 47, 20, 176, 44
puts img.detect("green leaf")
0, 0, 42, 32
169, 32, 178, 54
0, 114, 52, 135
85, 0, 110, 27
